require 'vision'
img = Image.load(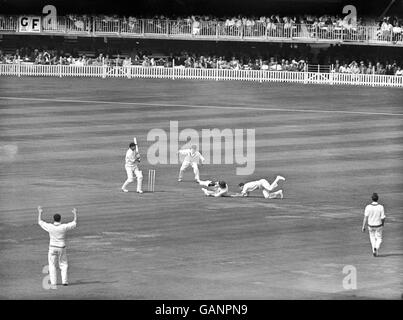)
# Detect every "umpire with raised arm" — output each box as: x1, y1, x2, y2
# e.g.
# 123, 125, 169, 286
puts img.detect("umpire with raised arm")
38, 206, 77, 289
